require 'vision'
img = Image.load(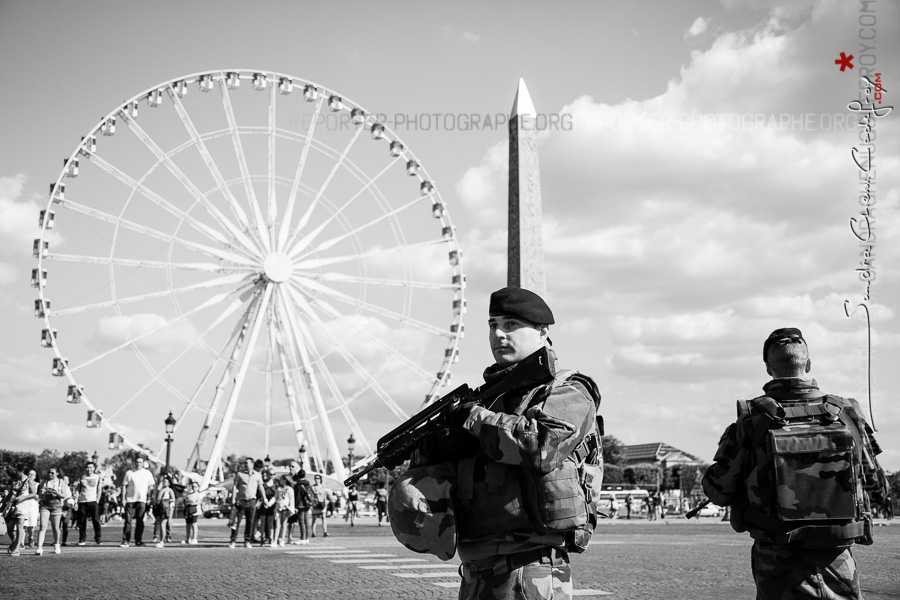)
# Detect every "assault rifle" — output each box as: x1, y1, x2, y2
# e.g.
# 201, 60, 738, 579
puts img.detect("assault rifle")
344, 347, 557, 487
